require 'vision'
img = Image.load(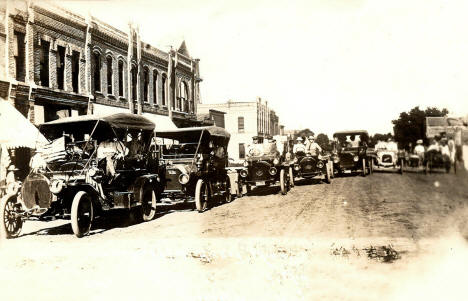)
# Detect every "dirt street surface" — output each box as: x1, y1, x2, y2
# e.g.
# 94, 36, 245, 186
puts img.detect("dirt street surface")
1, 171, 468, 300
